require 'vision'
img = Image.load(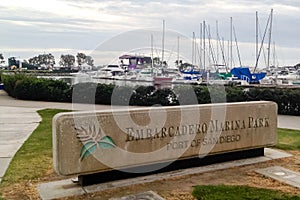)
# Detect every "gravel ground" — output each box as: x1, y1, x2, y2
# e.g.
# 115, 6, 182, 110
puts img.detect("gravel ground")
1, 150, 299, 200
